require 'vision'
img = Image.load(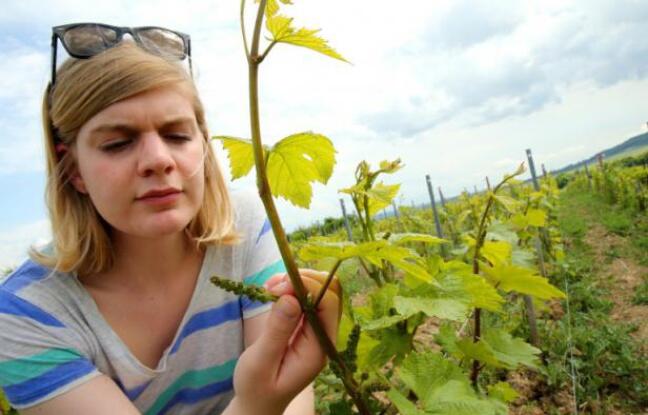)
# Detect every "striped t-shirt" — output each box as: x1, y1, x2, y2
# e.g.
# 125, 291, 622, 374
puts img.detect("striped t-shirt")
0, 191, 286, 414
